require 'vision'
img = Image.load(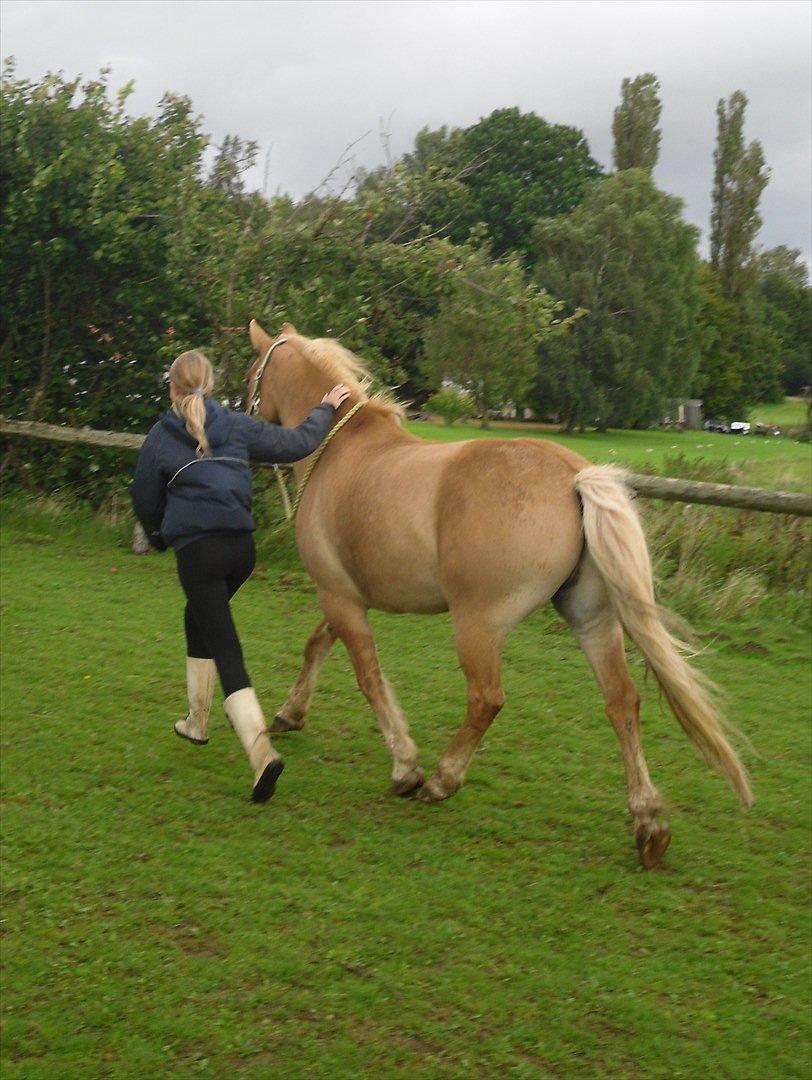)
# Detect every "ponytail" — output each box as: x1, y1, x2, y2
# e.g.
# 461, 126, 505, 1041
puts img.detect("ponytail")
168, 351, 215, 457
